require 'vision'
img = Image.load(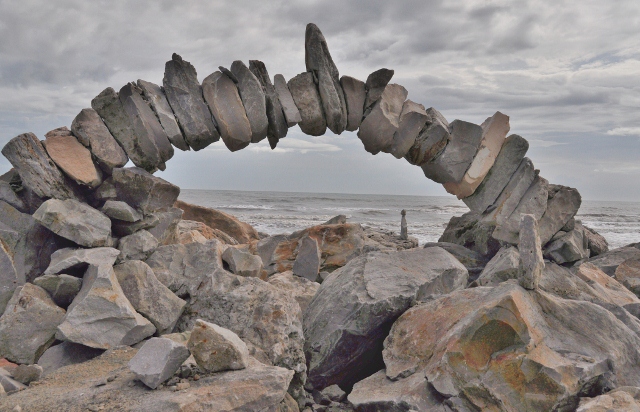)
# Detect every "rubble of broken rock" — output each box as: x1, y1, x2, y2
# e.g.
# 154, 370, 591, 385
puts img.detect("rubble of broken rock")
0, 22, 638, 412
